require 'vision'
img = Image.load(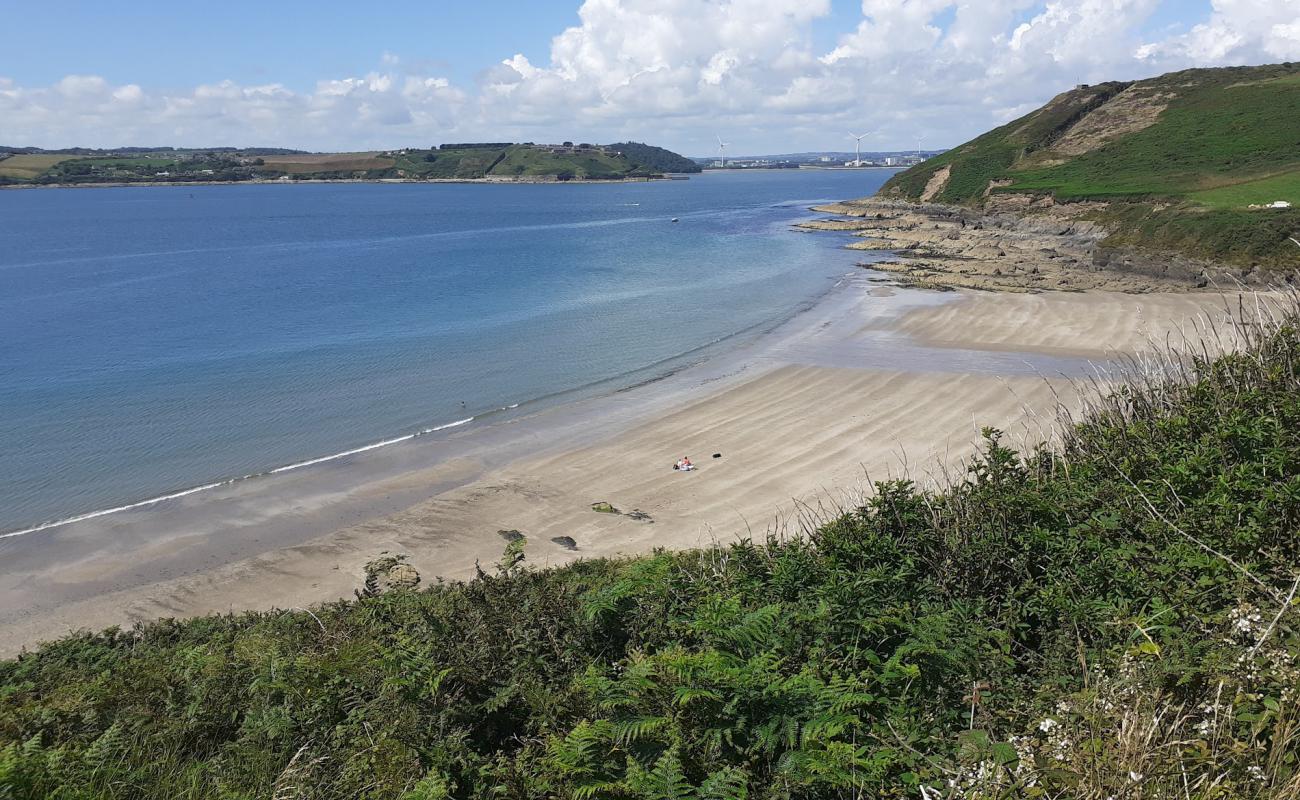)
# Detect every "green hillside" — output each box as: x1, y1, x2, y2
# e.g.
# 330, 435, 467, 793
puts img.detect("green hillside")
881, 63, 1300, 267
607, 142, 703, 174
5, 301, 1300, 798
0, 143, 689, 185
